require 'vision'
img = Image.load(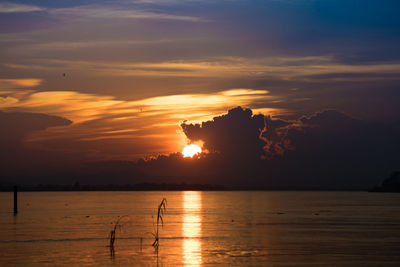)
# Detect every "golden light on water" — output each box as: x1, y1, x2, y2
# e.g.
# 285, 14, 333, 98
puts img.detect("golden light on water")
182, 191, 202, 266
182, 144, 202, 158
